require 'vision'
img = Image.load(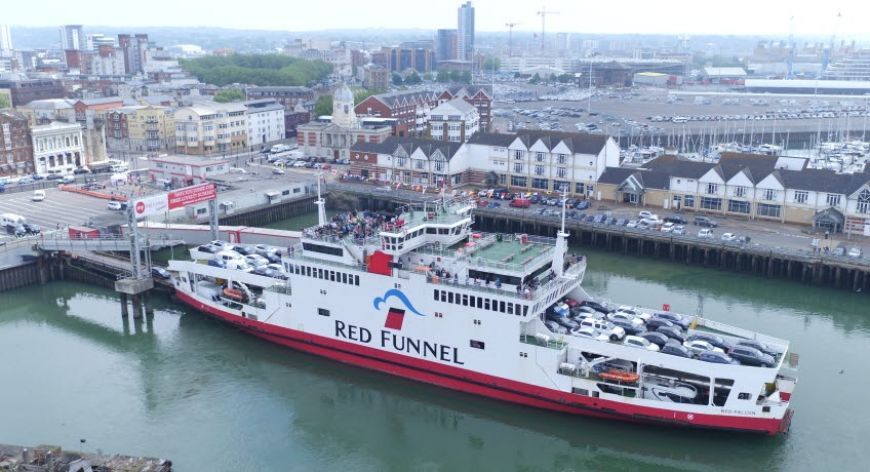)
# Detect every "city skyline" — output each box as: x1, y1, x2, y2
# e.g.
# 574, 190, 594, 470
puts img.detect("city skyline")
2, 0, 869, 38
